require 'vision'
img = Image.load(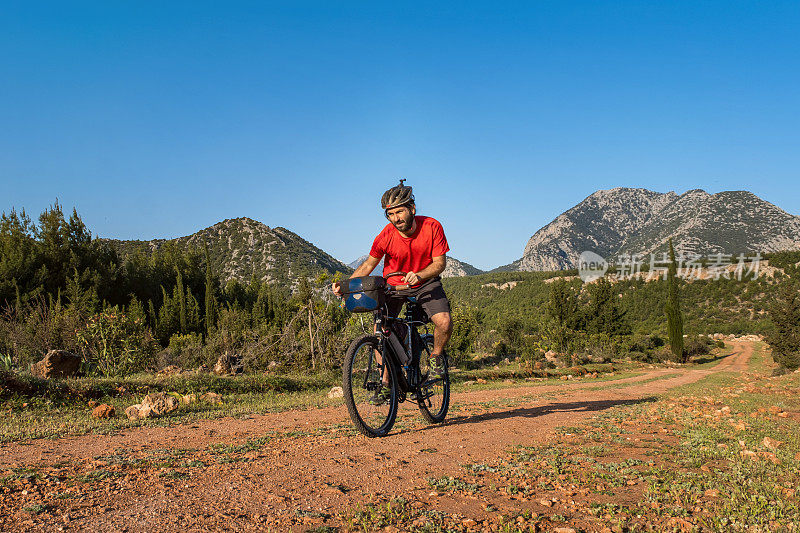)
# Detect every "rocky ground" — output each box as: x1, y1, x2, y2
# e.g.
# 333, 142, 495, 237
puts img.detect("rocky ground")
2, 340, 798, 532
